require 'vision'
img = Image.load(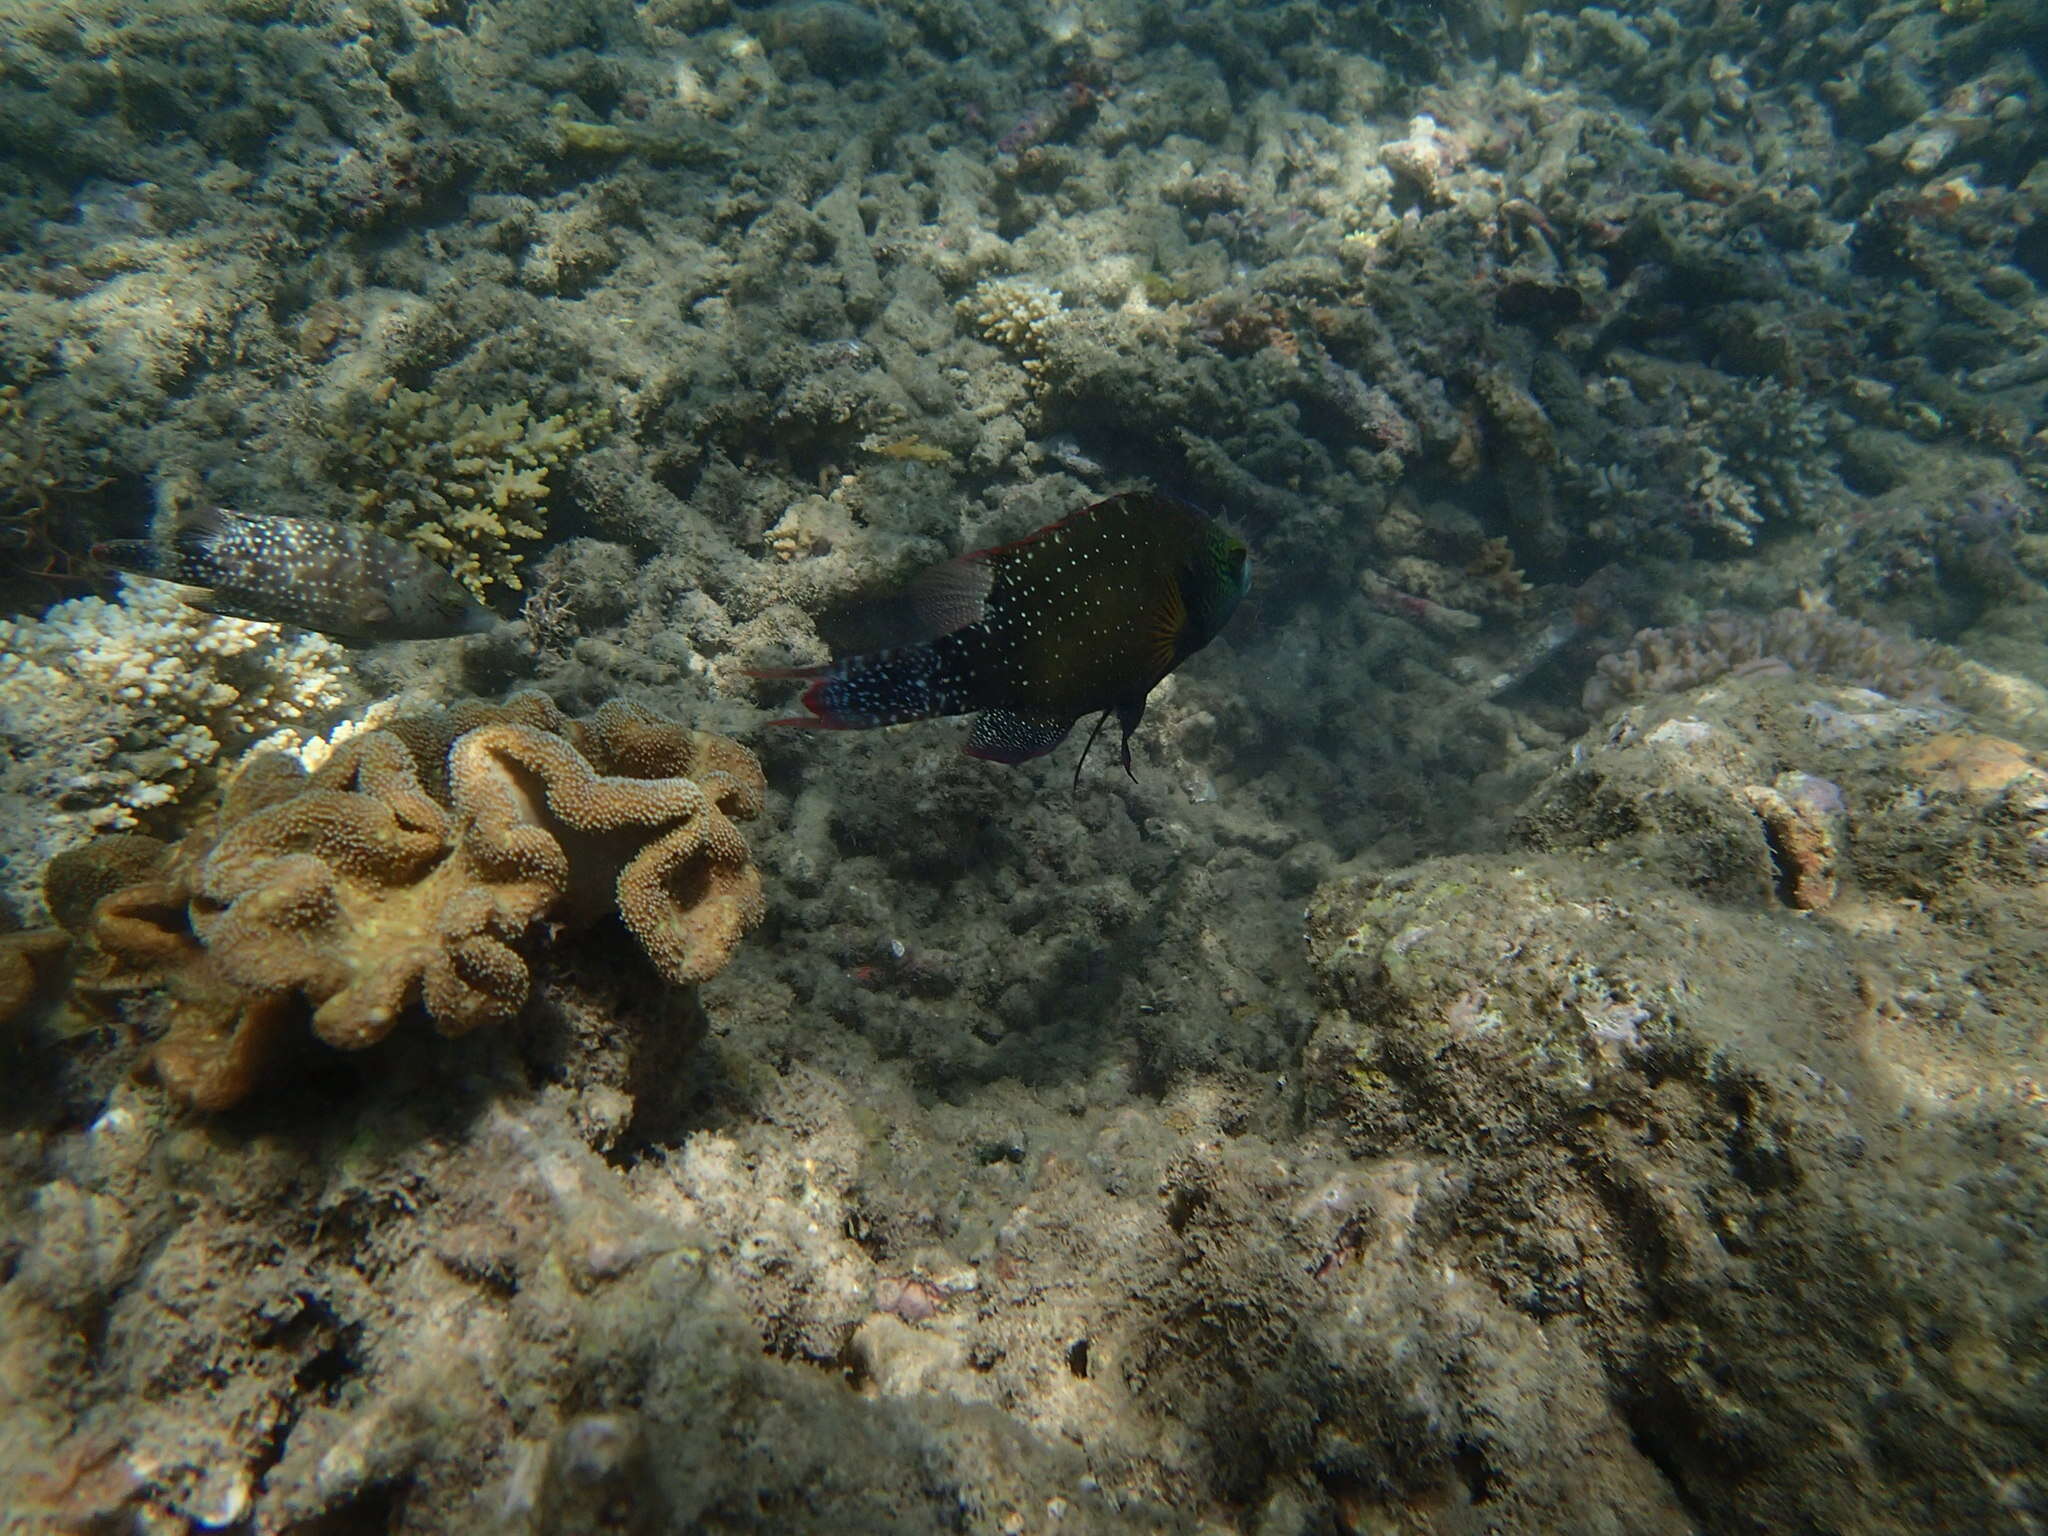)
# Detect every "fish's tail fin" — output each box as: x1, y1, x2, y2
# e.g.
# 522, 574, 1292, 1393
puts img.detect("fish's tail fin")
94, 505, 238, 588
748, 645, 954, 731
745, 663, 841, 730
90, 538, 170, 578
